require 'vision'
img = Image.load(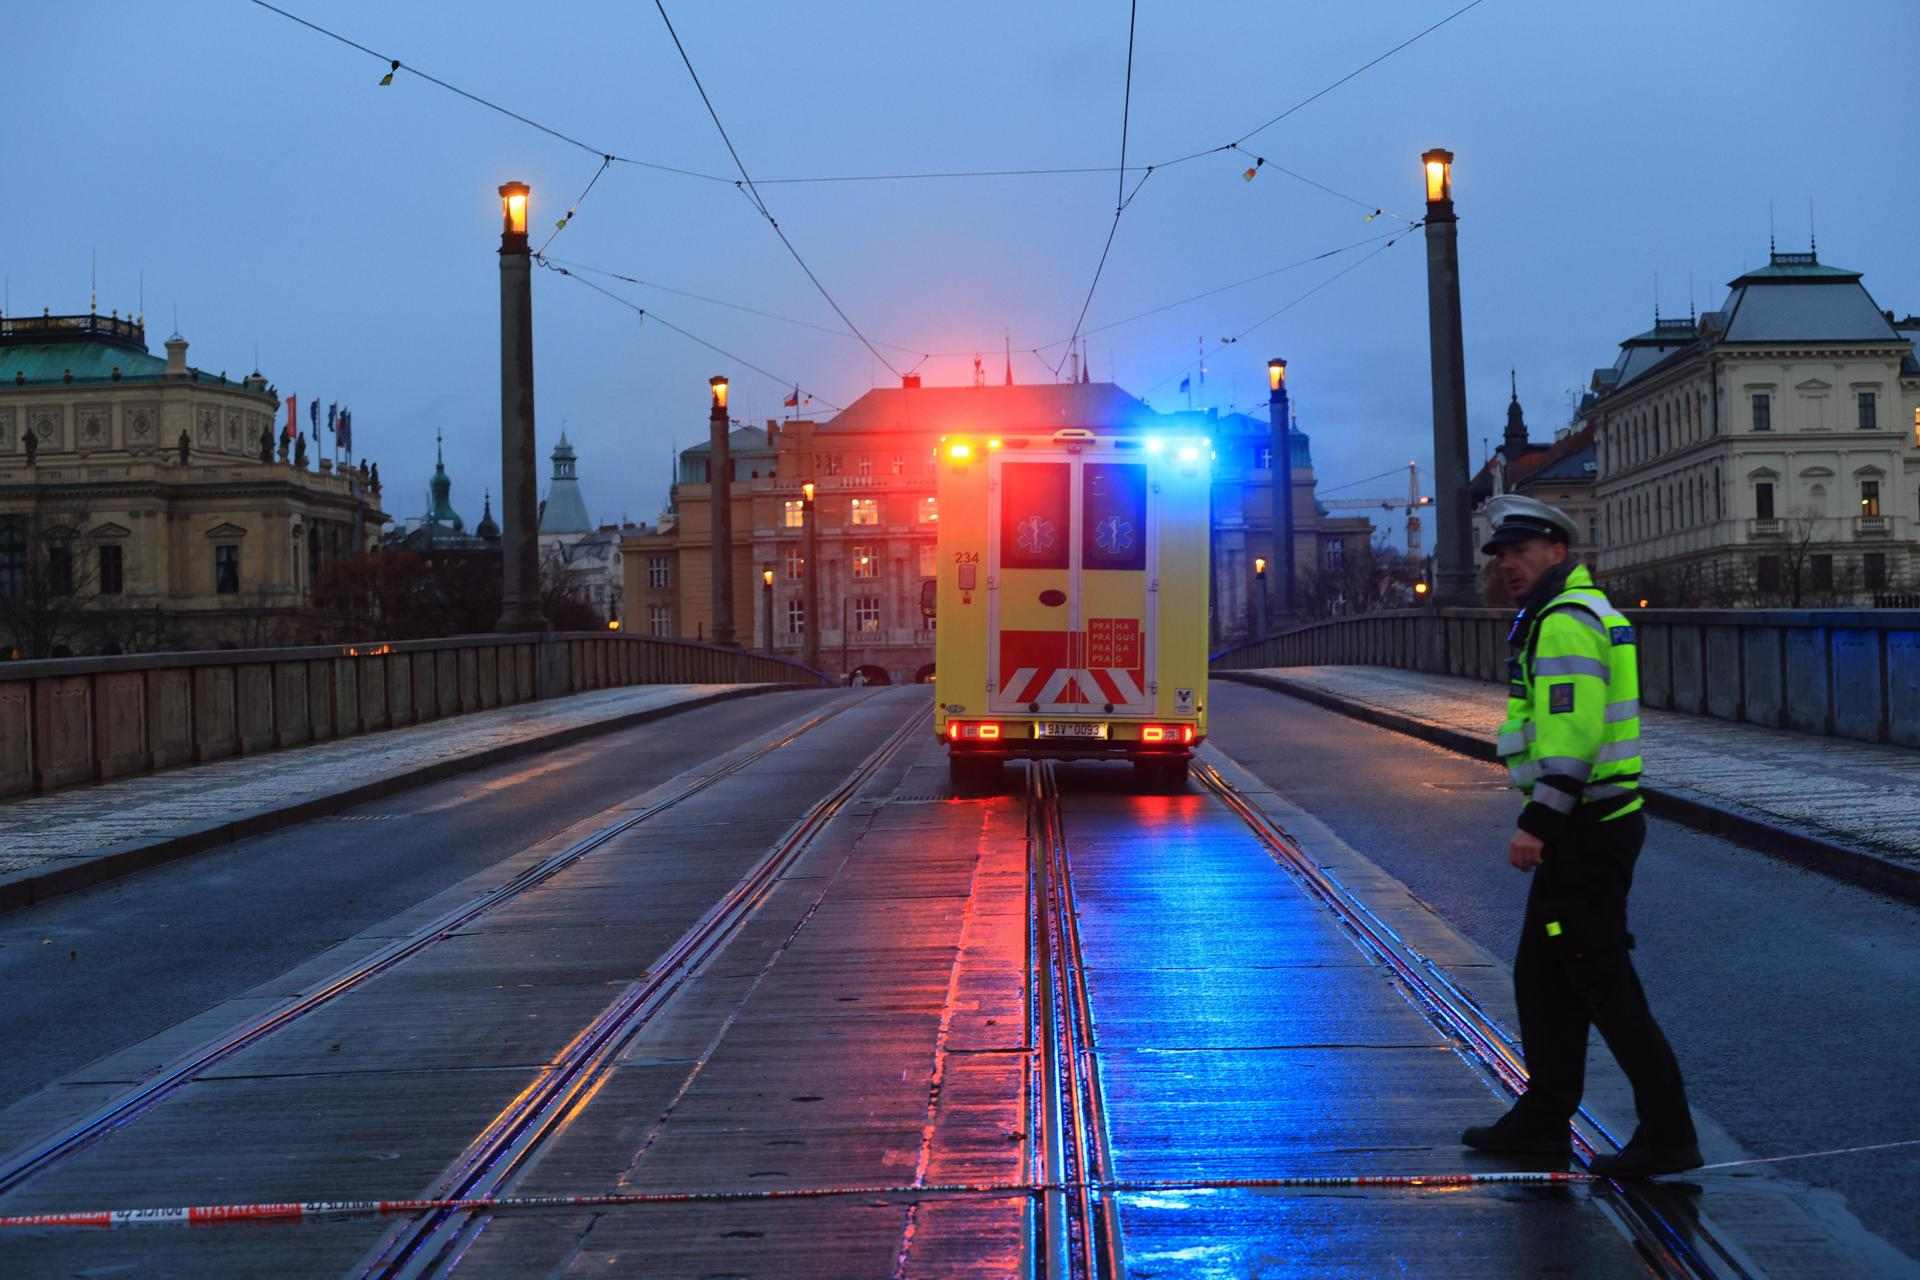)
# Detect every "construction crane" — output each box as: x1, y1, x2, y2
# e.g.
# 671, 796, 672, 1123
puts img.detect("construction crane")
1320, 461, 1431, 558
